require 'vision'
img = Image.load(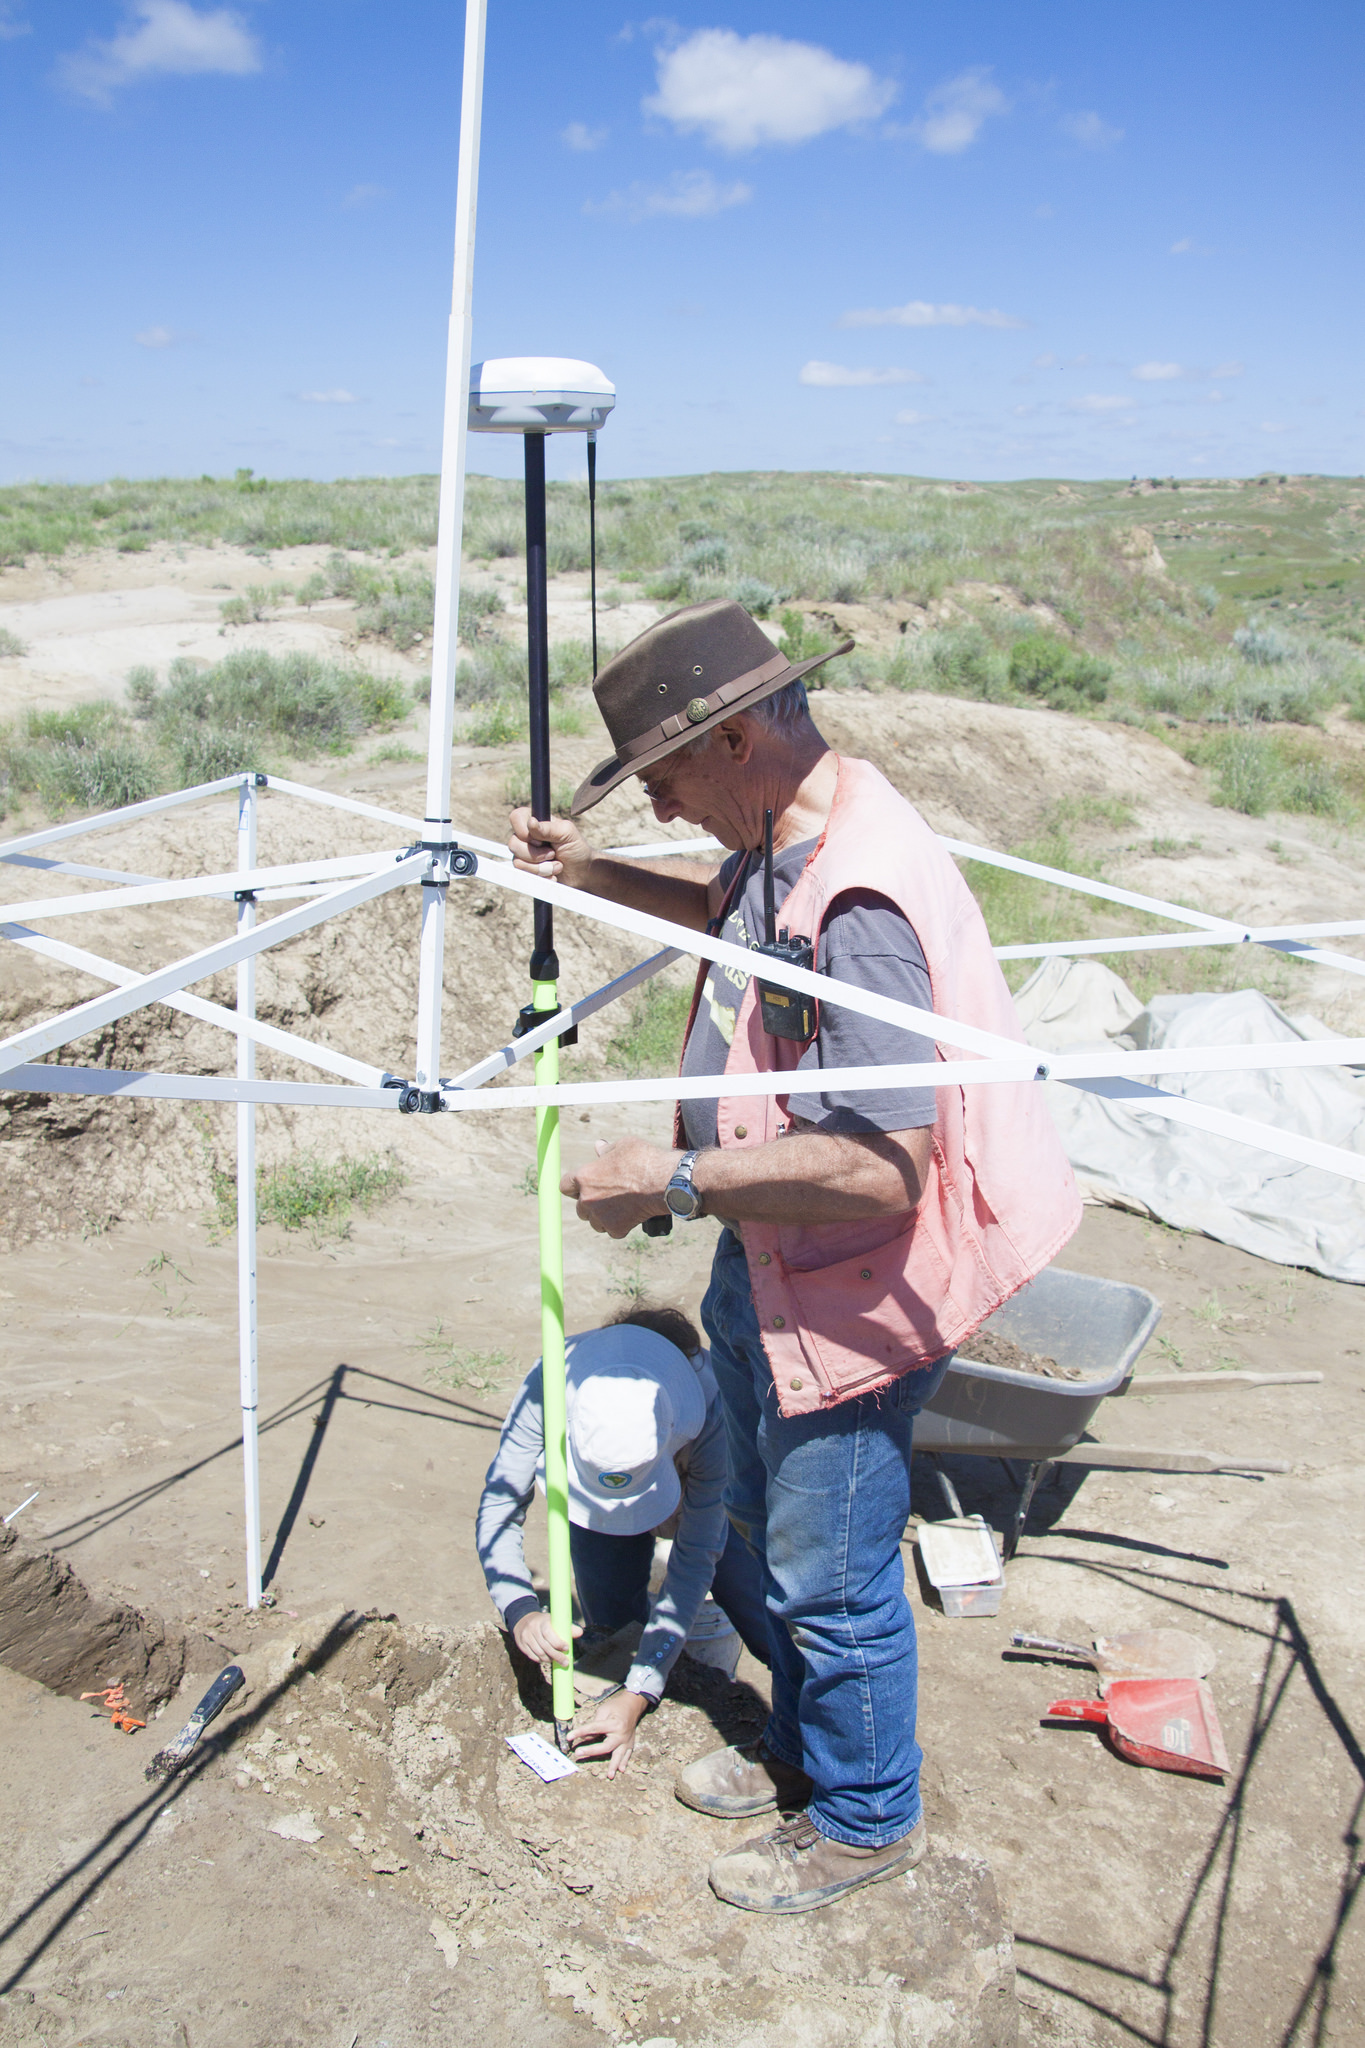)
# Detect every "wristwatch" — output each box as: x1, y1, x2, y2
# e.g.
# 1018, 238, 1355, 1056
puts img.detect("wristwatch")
663, 1149, 705, 1222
